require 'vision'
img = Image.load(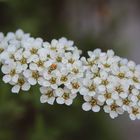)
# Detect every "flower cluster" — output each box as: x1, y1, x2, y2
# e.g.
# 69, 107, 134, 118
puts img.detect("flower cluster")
81, 49, 140, 120
1, 29, 140, 120
0, 29, 82, 106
